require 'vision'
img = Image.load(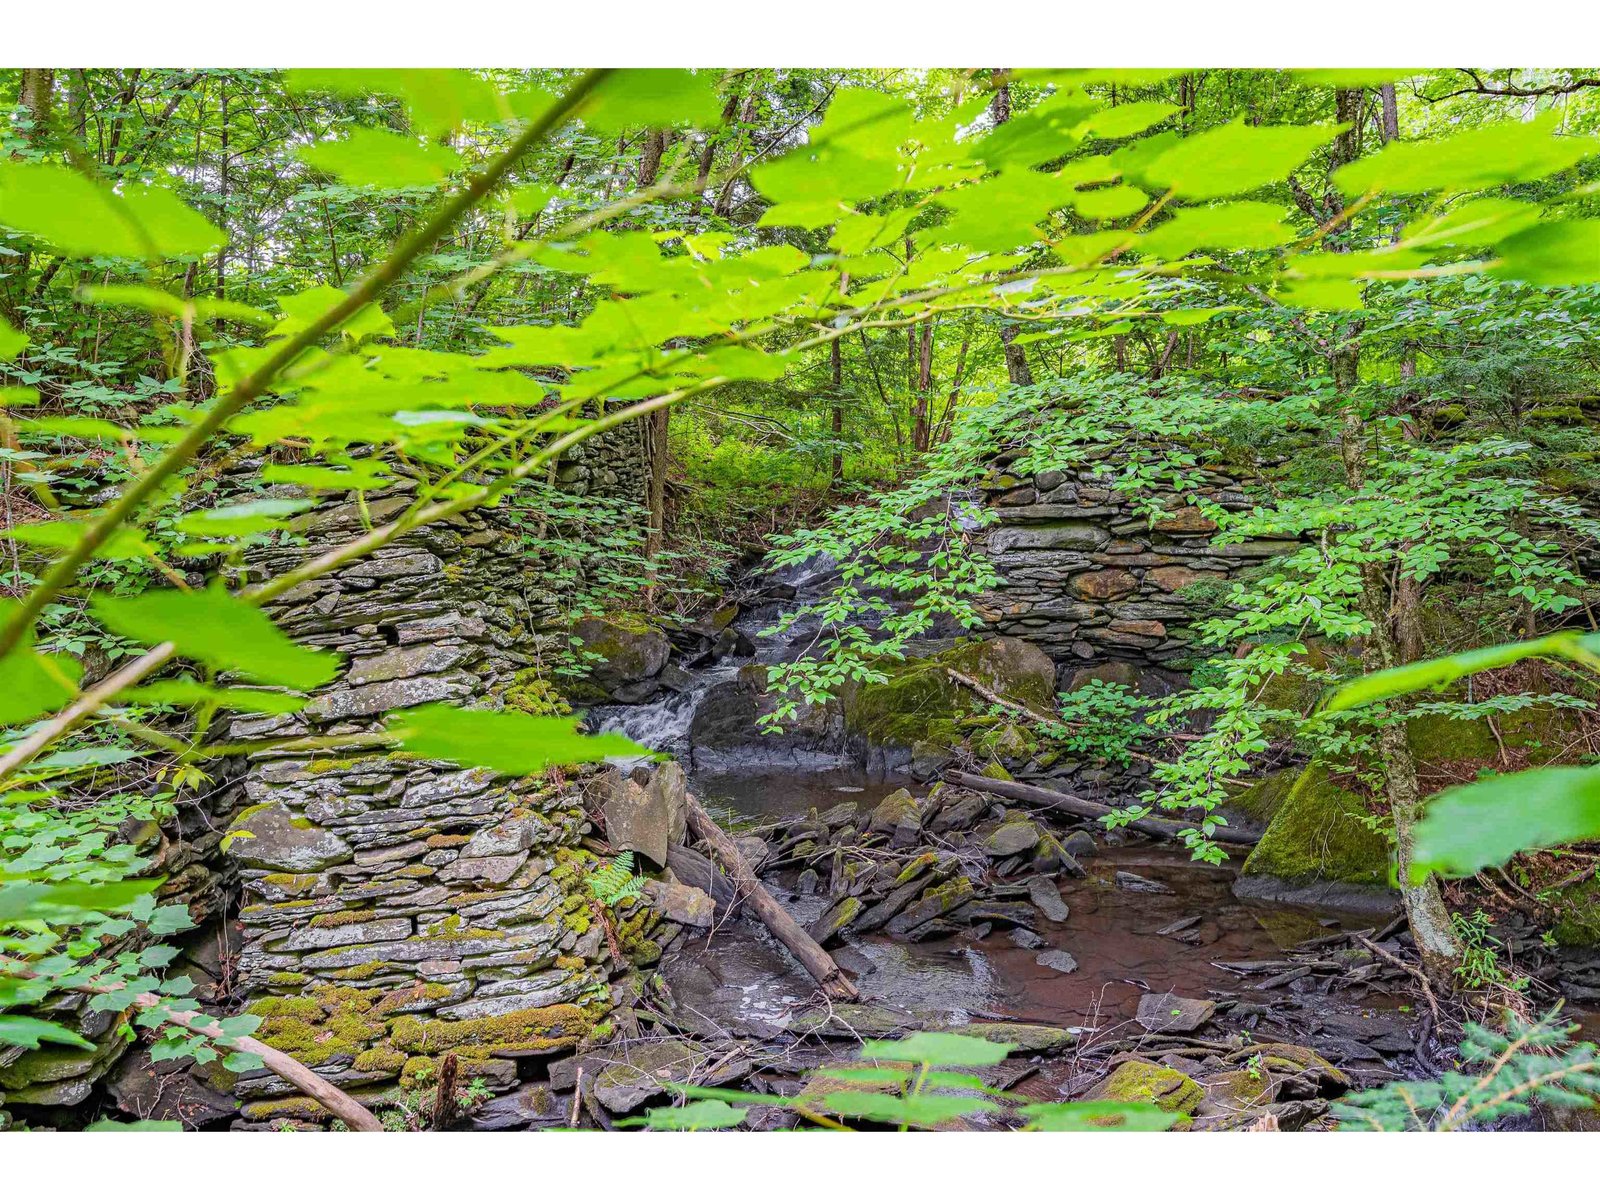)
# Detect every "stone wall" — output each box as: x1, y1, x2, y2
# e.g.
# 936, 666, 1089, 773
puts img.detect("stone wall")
972, 452, 1296, 688
218, 425, 651, 1126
